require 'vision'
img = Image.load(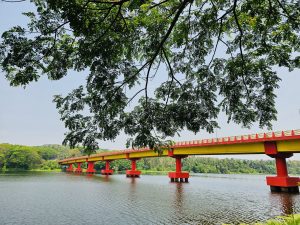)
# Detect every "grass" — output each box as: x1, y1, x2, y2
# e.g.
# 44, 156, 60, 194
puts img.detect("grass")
31, 169, 61, 172
259, 214, 300, 225
140, 170, 170, 175
226, 214, 300, 225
